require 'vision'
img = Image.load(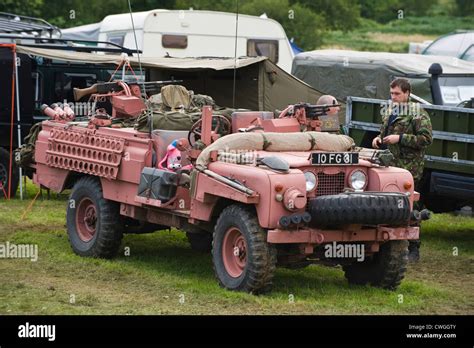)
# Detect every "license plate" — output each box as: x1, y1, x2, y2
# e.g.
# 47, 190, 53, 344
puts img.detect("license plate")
311, 152, 358, 165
